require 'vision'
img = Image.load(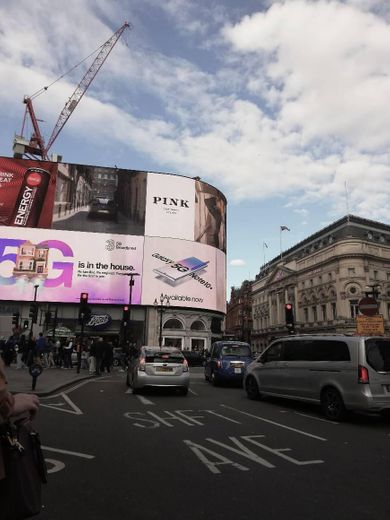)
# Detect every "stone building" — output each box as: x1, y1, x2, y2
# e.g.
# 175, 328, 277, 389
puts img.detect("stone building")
251, 215, 390, 353
225, 280, 253, 344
